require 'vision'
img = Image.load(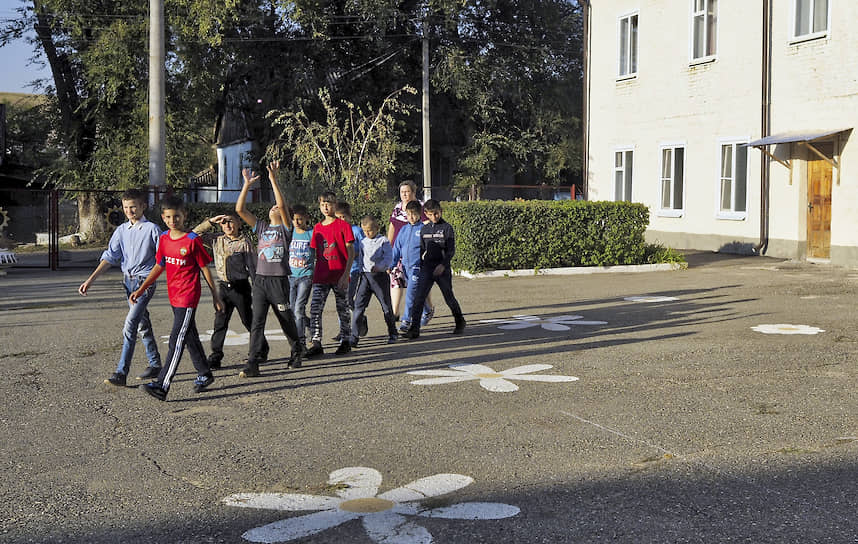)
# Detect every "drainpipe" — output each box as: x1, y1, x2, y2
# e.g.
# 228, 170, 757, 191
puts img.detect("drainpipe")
580, 0, 591, 200
755, 0, 772, 254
